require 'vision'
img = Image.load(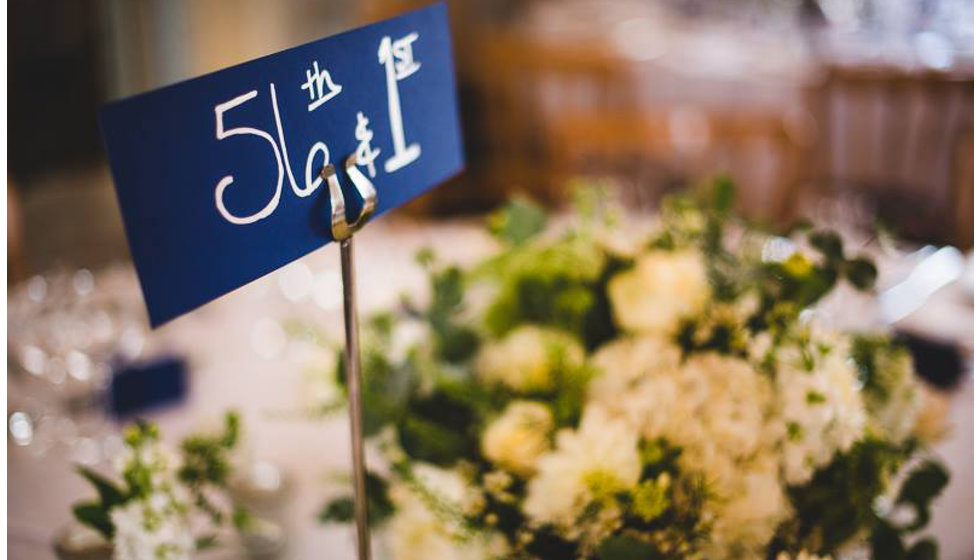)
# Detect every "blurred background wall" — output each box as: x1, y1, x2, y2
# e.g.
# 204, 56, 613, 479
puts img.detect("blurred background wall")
7, 0, 974, 282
